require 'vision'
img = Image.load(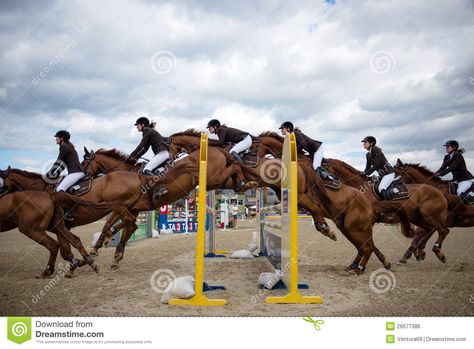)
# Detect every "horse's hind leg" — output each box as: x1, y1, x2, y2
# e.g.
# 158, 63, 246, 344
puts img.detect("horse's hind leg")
21, 229, 59, 279
51, 224, 98, 275
374, 246, 391, 270
431, 226, 450, 263
347, 229, 375, 275
111, 211, 139, 270
90, 213, 123, 256
336, 224, 361, 272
